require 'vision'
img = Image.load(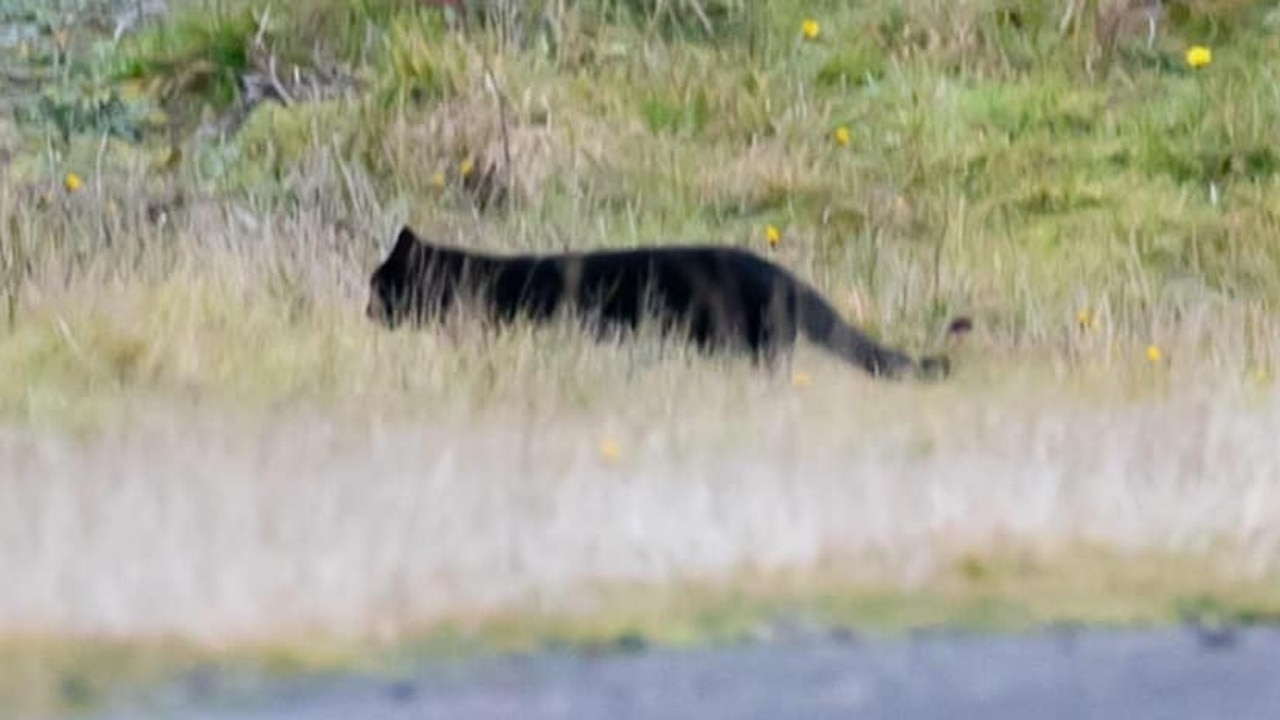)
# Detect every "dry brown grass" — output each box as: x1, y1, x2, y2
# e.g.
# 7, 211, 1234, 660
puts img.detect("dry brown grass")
2, 196, 1280, 649
3, 346, 1280, 644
